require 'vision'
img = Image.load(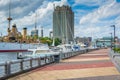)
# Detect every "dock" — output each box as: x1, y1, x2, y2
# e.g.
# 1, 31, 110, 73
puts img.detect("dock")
8, 49, 120, 80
